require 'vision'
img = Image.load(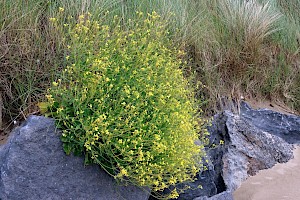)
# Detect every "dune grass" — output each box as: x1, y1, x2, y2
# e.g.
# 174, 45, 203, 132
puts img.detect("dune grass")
0, 0, 57, 124
182, 0, 300, 114
0, 0, 299, 128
